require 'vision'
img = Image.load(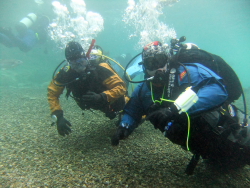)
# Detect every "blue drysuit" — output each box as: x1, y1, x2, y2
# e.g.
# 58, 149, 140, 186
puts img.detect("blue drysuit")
0, 29, 38, 52
120, 63, 228, 131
